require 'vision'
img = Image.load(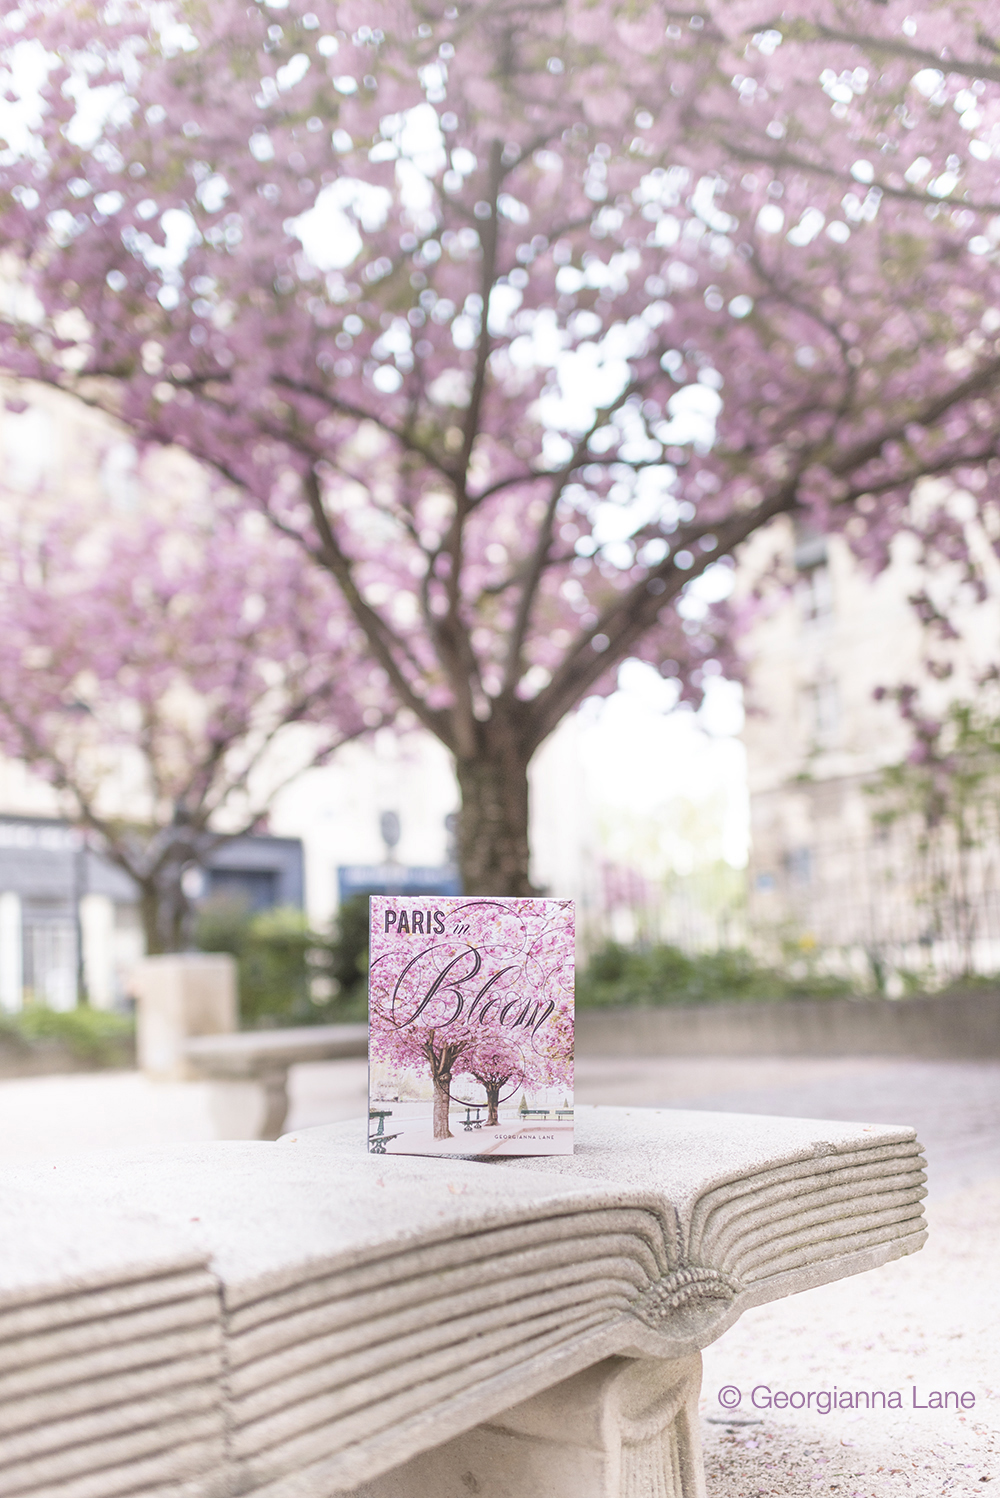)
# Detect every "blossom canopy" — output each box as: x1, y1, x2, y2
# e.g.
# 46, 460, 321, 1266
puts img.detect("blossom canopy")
3, 0, 1000, 890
